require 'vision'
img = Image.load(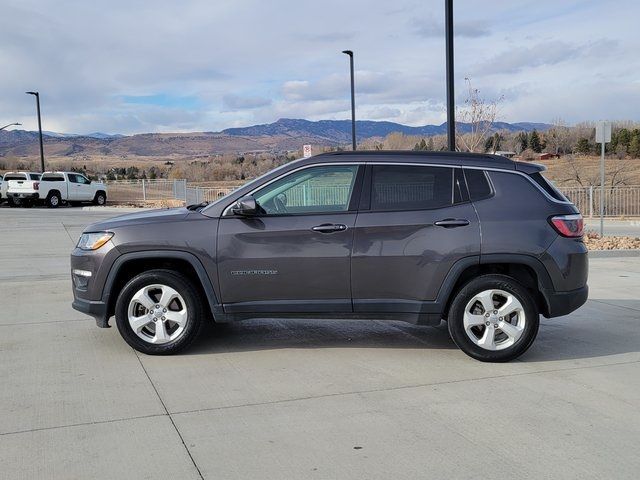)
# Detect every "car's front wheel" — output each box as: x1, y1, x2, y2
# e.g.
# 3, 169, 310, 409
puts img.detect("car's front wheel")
447, 274, 539, 362
115, 269, 206, 355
